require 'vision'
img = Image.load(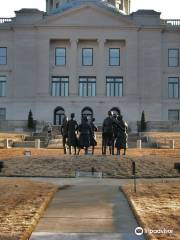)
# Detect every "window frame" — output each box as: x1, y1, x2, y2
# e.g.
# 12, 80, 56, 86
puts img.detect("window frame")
55, 47, 66, 66
0, 76, 7, 97
0, 47, 7, 65
0, 108, 6, 120
82, 48, 93, 66
106, 76, 123, 97
168, 48, 179, 67
79, 76, 96, 97
168, 77, 179, 99
168, 109, 180, 121
51, 76, 69, 97
109, 48, 120, 66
